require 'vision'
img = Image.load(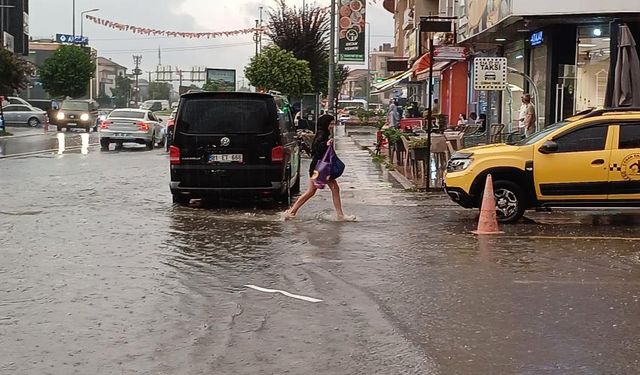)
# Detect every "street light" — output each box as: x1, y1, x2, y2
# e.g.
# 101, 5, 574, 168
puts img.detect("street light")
80, 8, 99, 38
